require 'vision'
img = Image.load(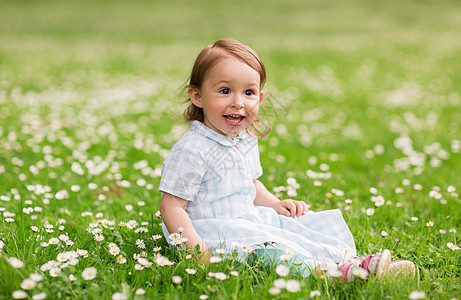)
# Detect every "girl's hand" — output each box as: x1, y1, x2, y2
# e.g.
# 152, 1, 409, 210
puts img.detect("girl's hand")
272, 199, 309, 218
